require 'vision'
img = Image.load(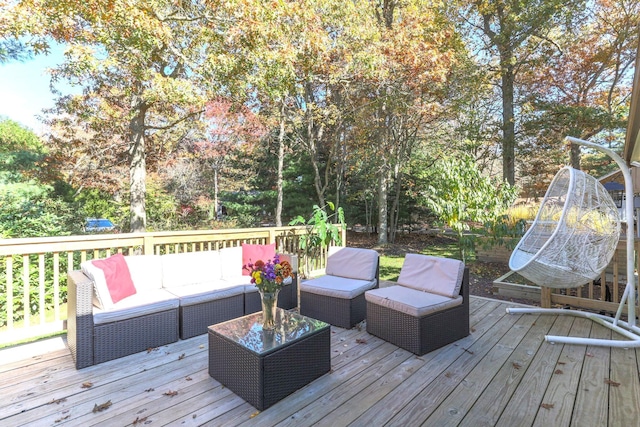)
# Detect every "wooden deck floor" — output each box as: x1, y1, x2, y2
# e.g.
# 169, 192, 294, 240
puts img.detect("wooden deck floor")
2, 296, 640, 427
